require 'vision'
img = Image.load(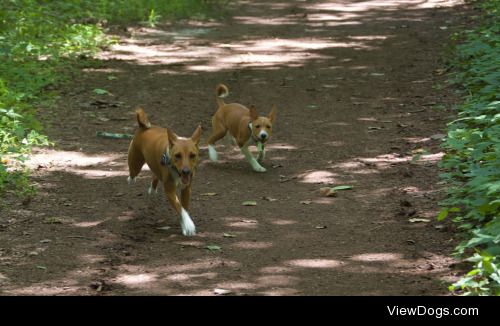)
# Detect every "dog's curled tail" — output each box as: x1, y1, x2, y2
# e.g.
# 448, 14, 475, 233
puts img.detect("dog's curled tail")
135, 107, 151, 129
215, 83, 229, 108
